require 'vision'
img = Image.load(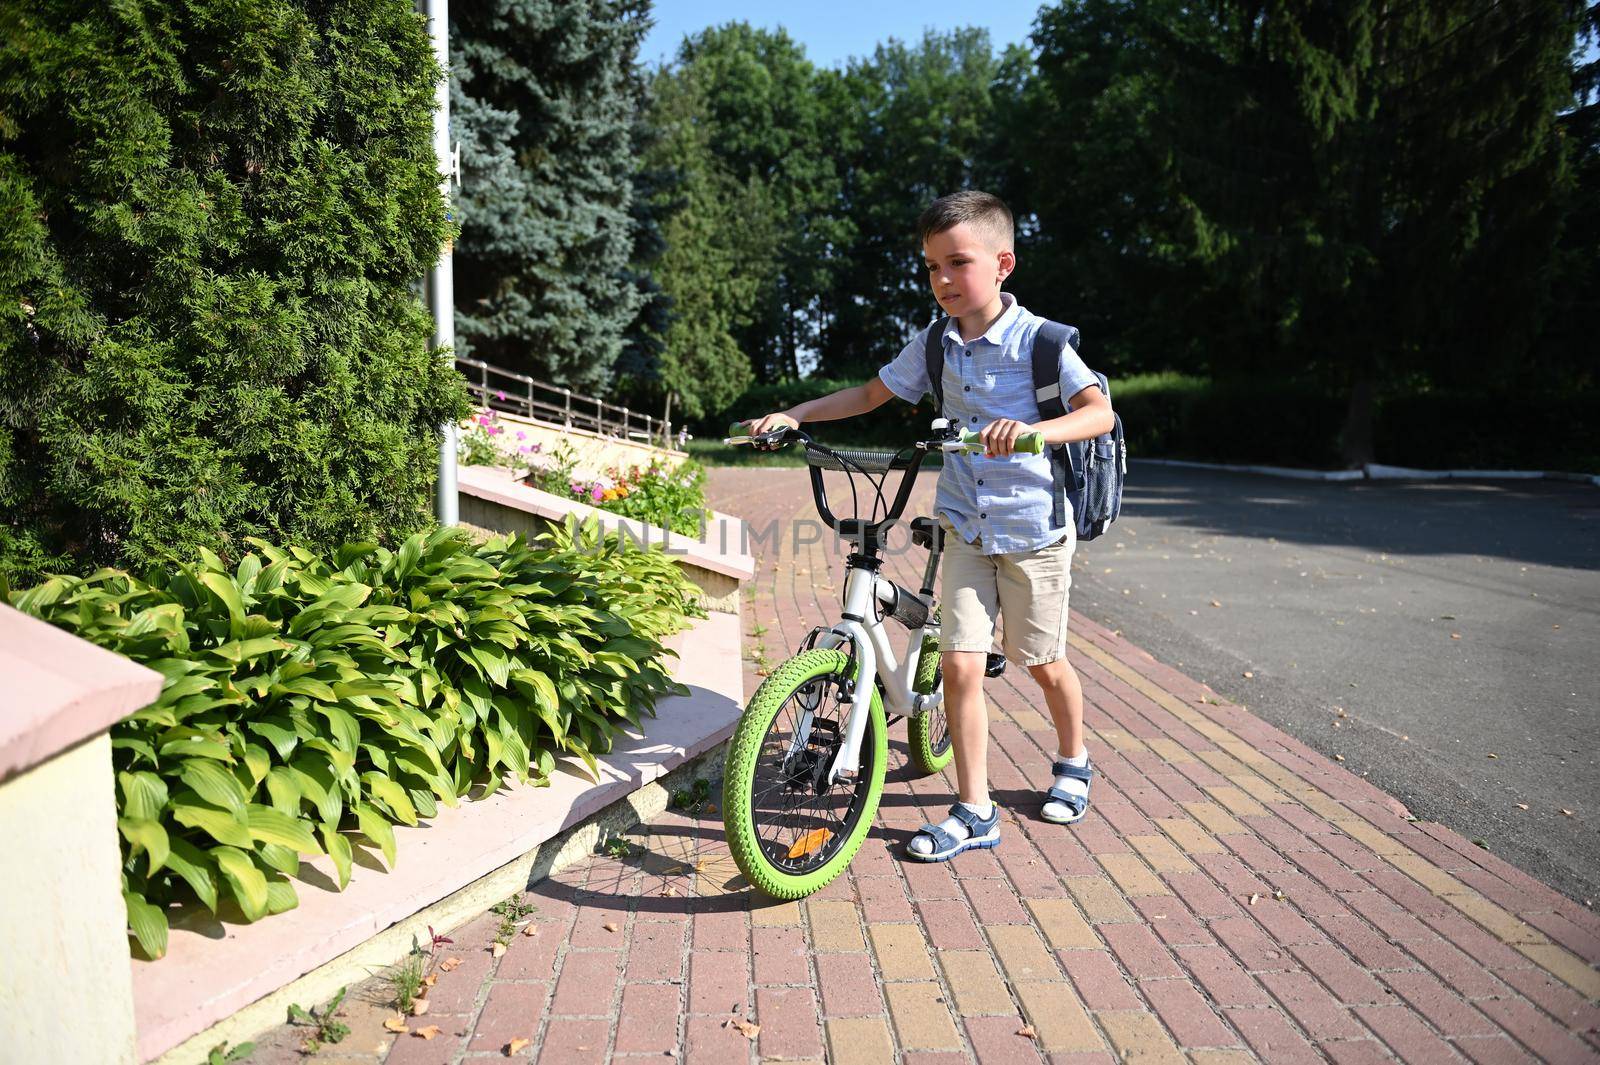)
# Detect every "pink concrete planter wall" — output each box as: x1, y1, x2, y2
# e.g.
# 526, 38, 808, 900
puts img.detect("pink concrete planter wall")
0, 604, 164, 783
